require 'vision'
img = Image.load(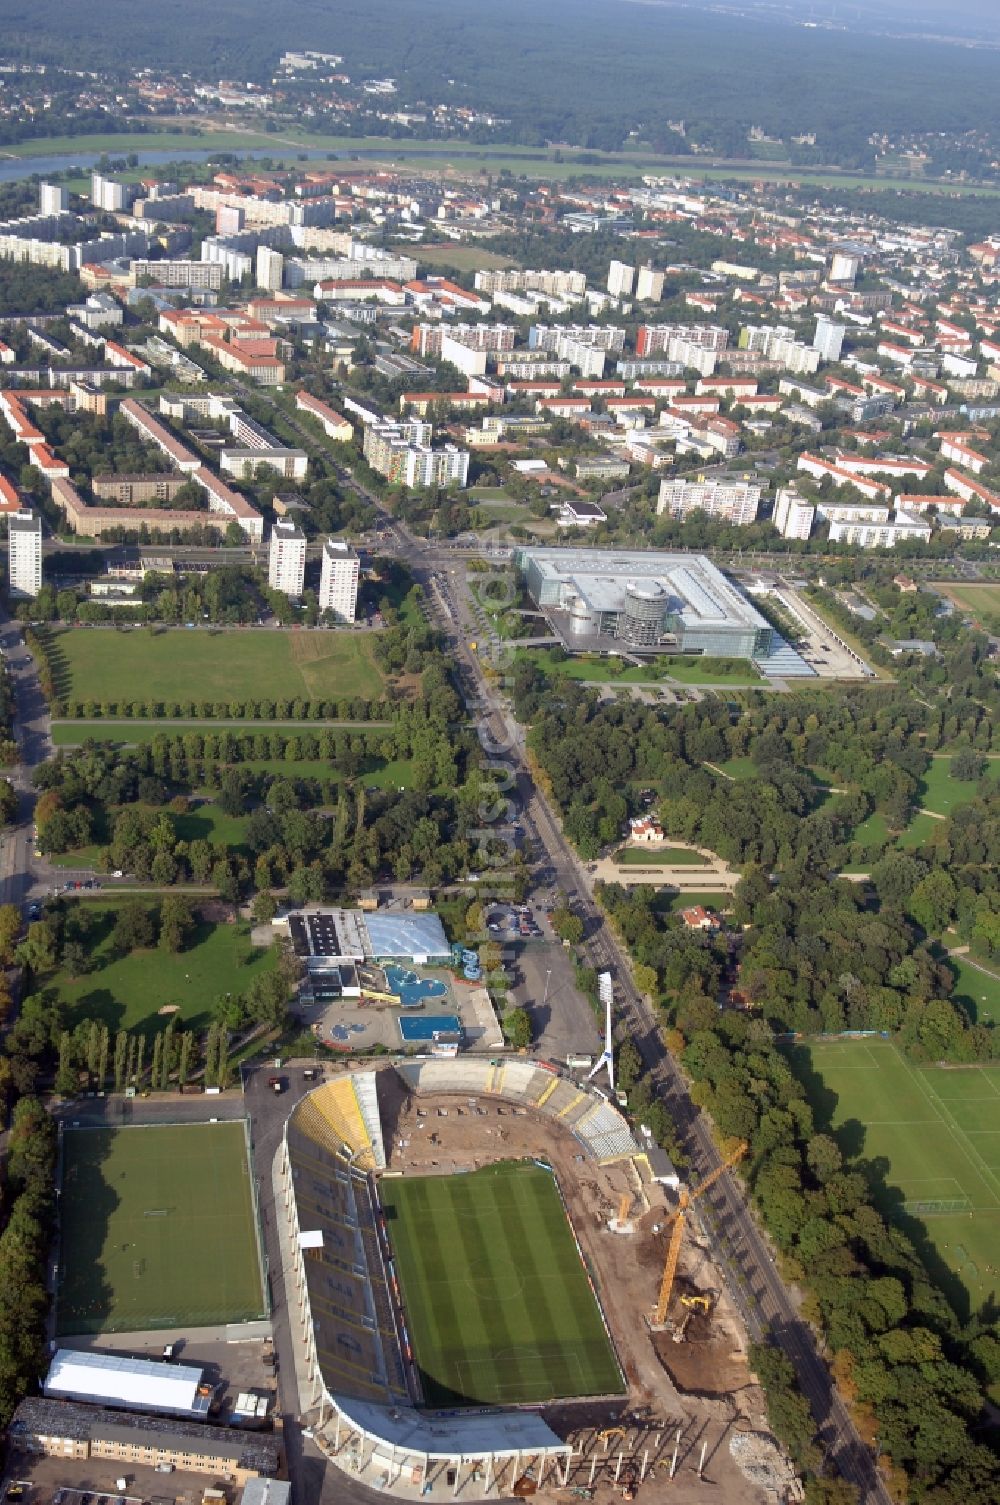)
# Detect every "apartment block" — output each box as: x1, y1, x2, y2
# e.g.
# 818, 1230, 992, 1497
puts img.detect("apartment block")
7, 508, 42, 597
363, 421, 468, 489
813, 315, 846, 363
827, 510, 932, 548
256, 246, 285, 291
295, 390, 353, 442
90, 173, 135, 213
635, 265, 665, 302
743, 325, 821, 374
657, 477, 761, 525
319, 537, 360, 621
607, 260, 635, 297
131, 261, 222, 290
938, 432, 989, 474
773, 487, 815, 541
473, 267, 587, 298
636, 324, 729, 357
268, 520, 306, 597
38, 184, 67, 215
